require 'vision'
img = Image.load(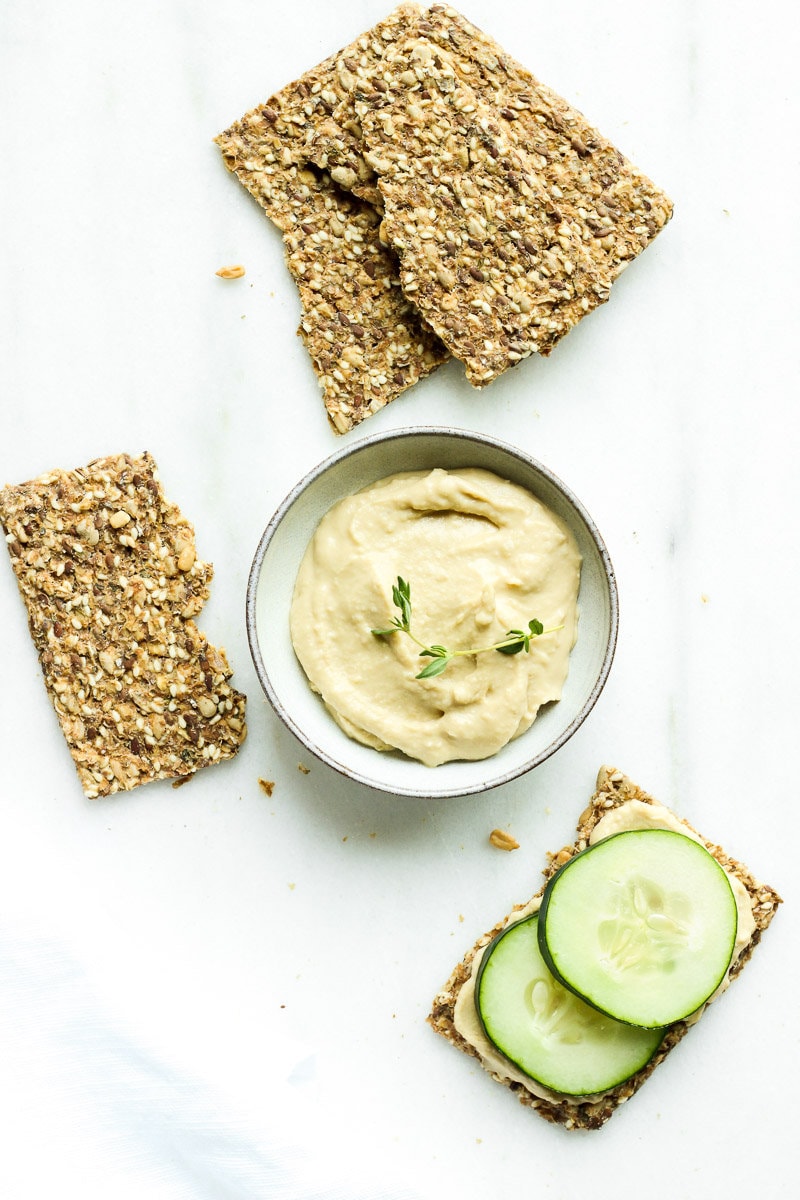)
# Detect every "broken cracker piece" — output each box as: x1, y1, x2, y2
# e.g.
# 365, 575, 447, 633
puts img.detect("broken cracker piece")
217, 3, 672, 407
298, 3, 423, 209
0, 452, 247, 798
429, 766, 781, 1130
399, 5, 672, 279
214, 4, 448, 433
